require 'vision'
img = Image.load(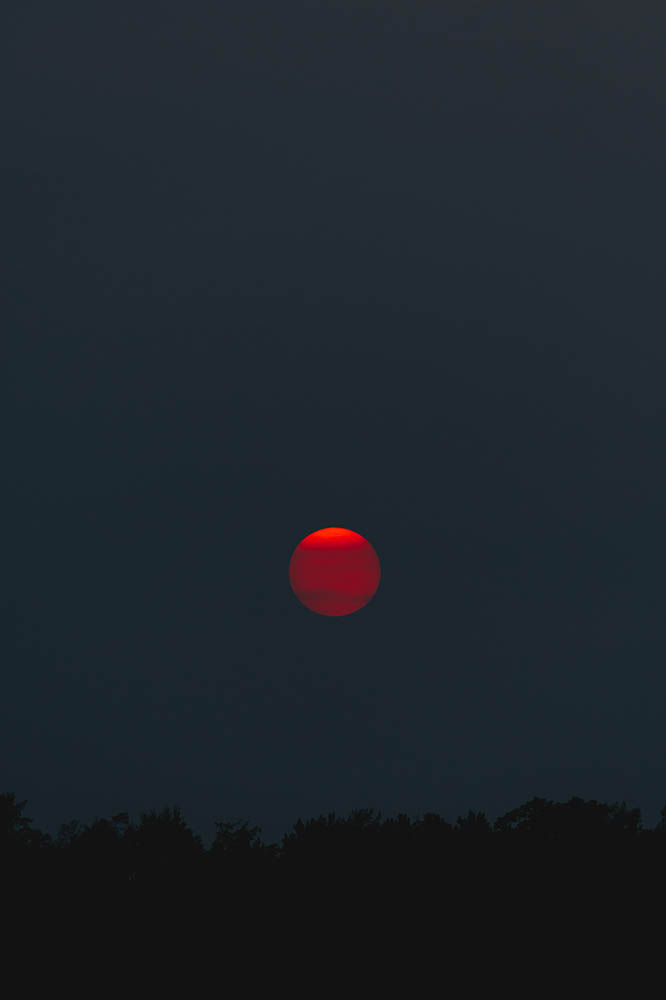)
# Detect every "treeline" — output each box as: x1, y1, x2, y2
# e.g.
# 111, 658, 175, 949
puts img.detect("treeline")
3, 791, 666, 890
